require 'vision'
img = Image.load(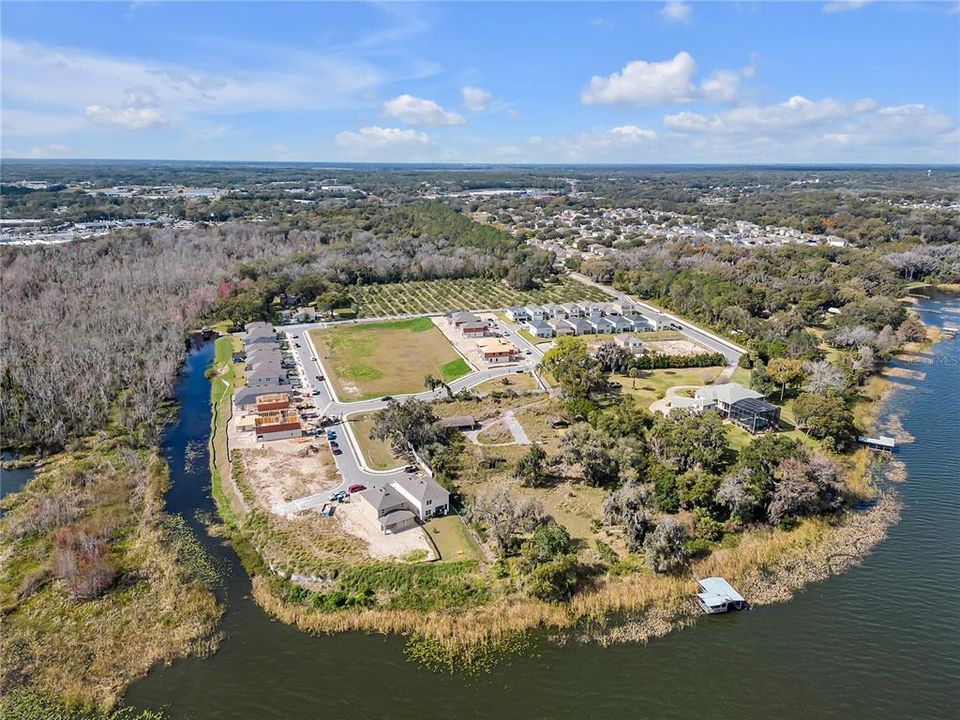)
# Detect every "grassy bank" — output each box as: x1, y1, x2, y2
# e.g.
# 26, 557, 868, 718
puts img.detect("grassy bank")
0, 435, 221, 708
